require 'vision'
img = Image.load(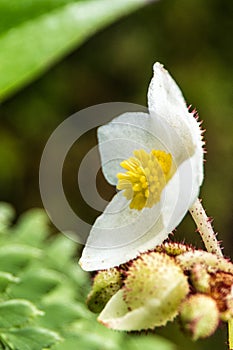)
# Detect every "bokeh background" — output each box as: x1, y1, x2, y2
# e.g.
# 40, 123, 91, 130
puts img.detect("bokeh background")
0, 0, 232, 349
